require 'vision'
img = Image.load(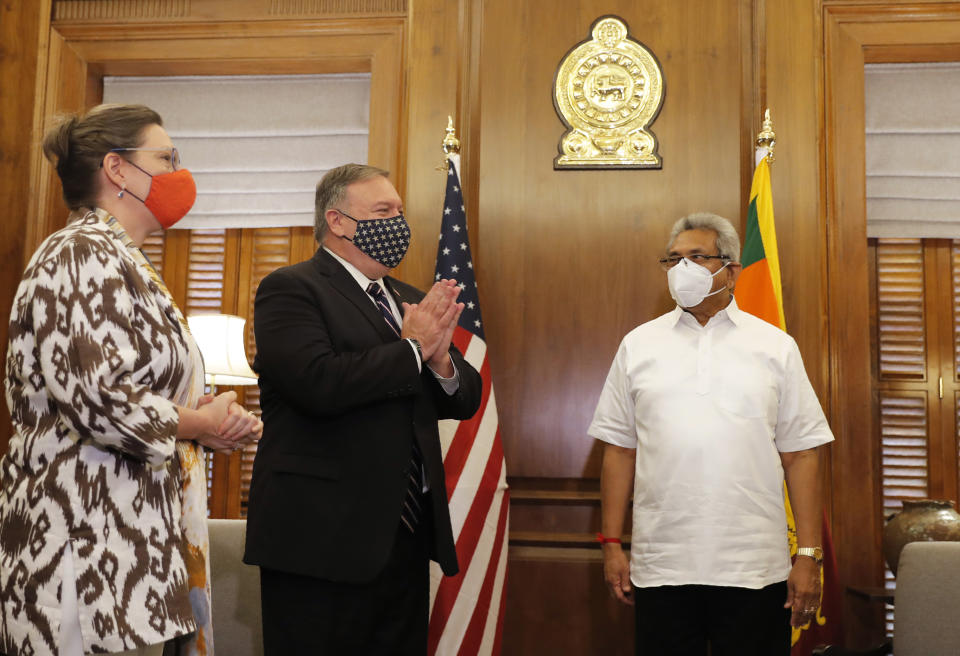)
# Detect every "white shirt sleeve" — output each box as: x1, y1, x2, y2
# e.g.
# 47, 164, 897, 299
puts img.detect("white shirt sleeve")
774, 340, 835, 452
430, 358, 461, 395
406, 338, 461, 394
588, 340, 638, 448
